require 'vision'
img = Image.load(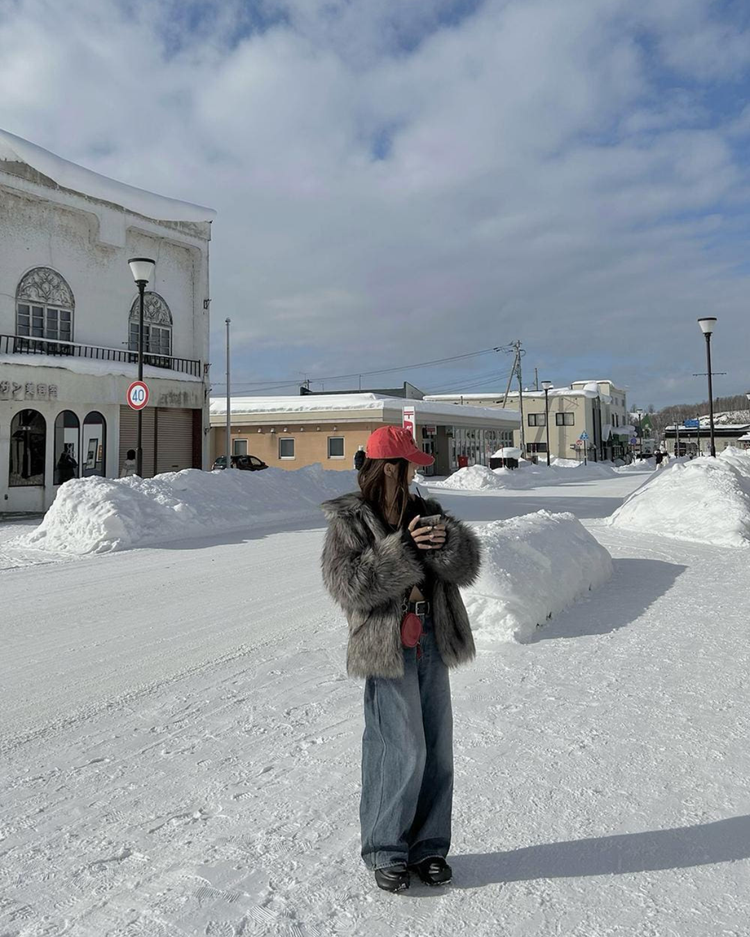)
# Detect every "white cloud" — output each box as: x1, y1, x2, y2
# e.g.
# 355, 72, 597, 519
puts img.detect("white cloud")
0, 0, 749, 405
